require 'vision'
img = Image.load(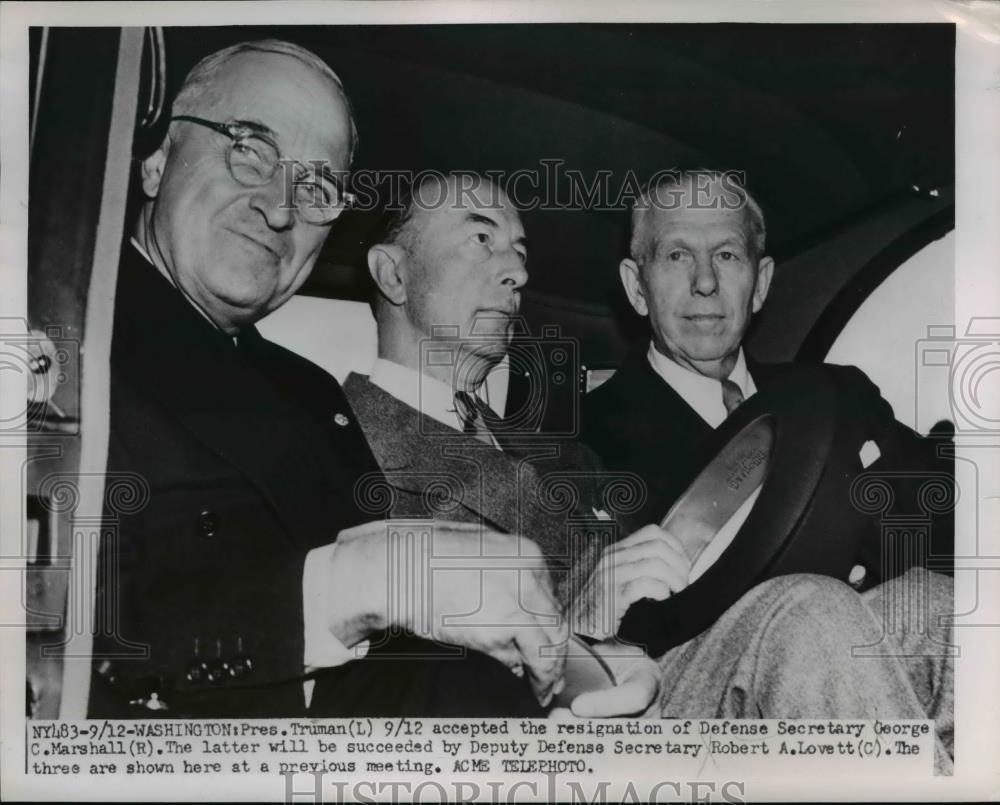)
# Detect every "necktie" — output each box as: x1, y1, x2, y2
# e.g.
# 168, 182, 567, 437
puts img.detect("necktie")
454, 391, 502, 447
721, 377, 745, 416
